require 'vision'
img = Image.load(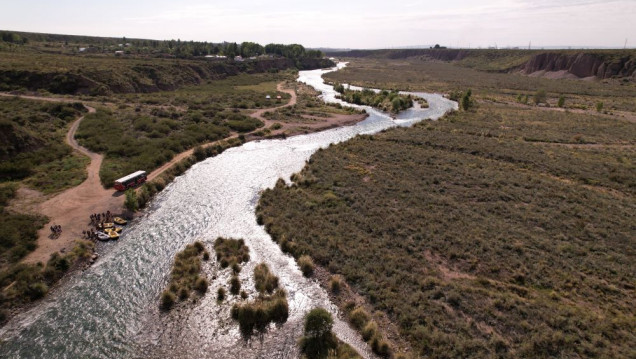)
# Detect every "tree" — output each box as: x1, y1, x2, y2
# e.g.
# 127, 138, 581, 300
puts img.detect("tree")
124, 189, 138, 212
300, 308, 337, 359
